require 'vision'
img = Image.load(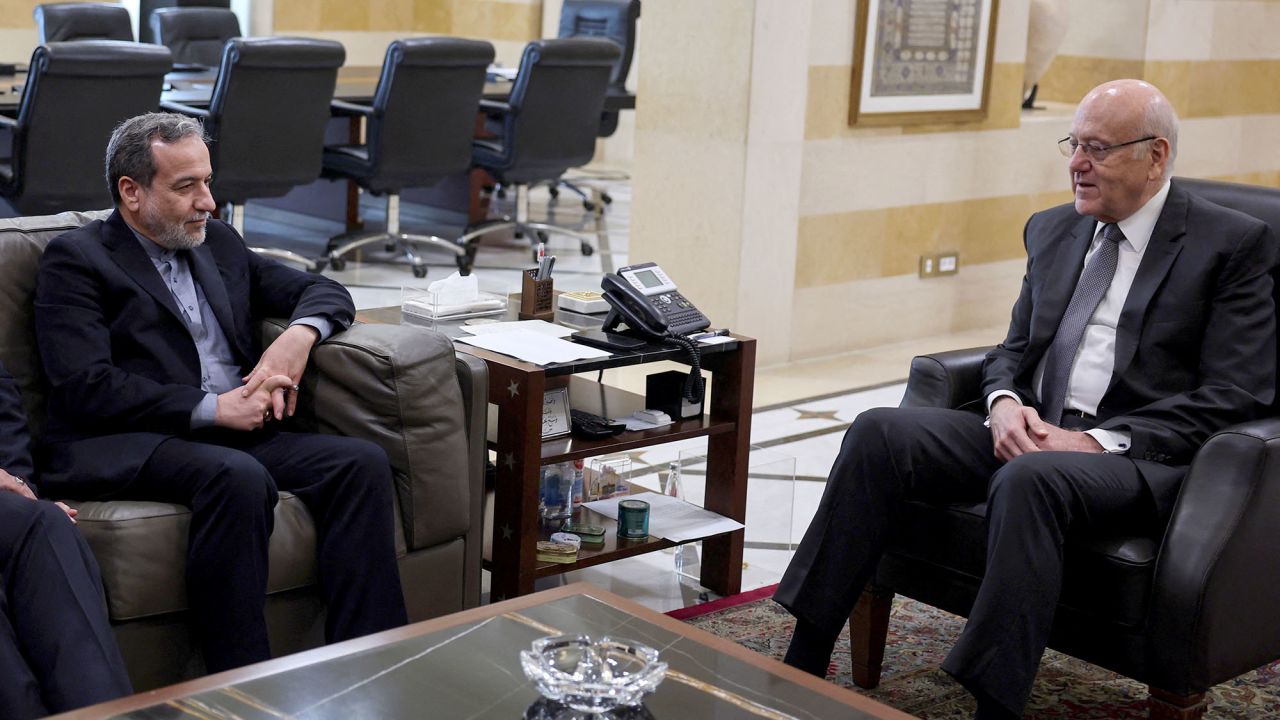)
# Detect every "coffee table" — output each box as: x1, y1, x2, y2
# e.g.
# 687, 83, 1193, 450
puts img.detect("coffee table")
53, 583, 915, 719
